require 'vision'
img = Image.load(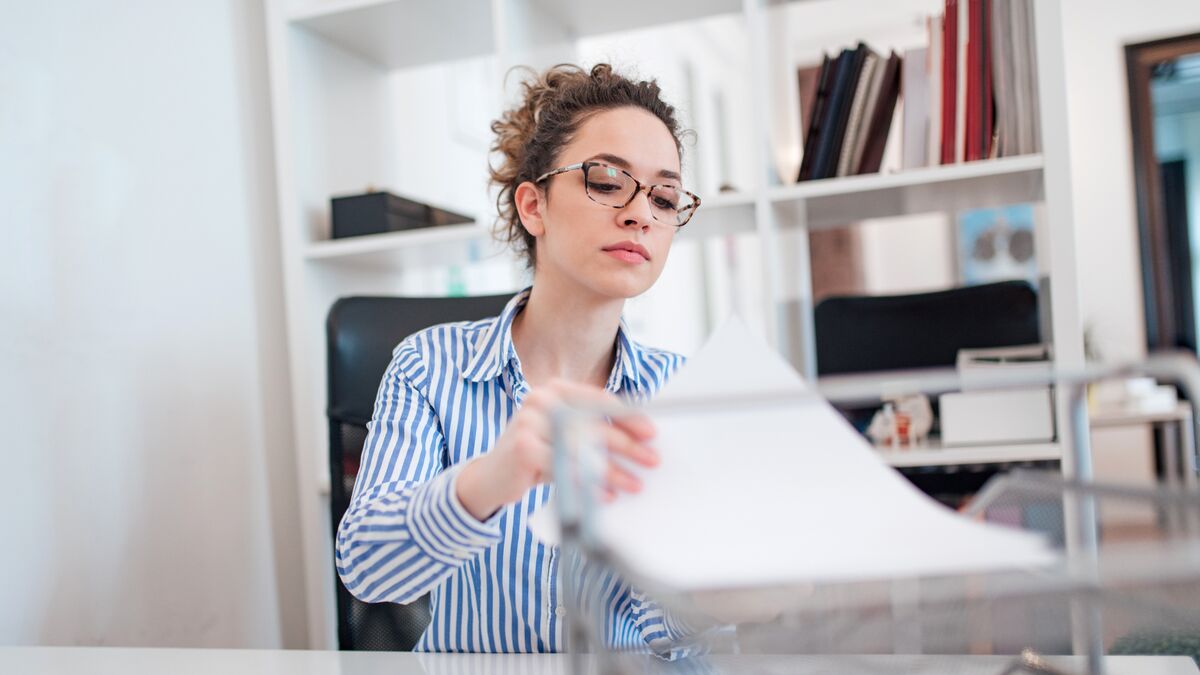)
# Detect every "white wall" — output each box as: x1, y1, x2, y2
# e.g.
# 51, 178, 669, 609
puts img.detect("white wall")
859, 214, 956, 295
0, 0, 304, 648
